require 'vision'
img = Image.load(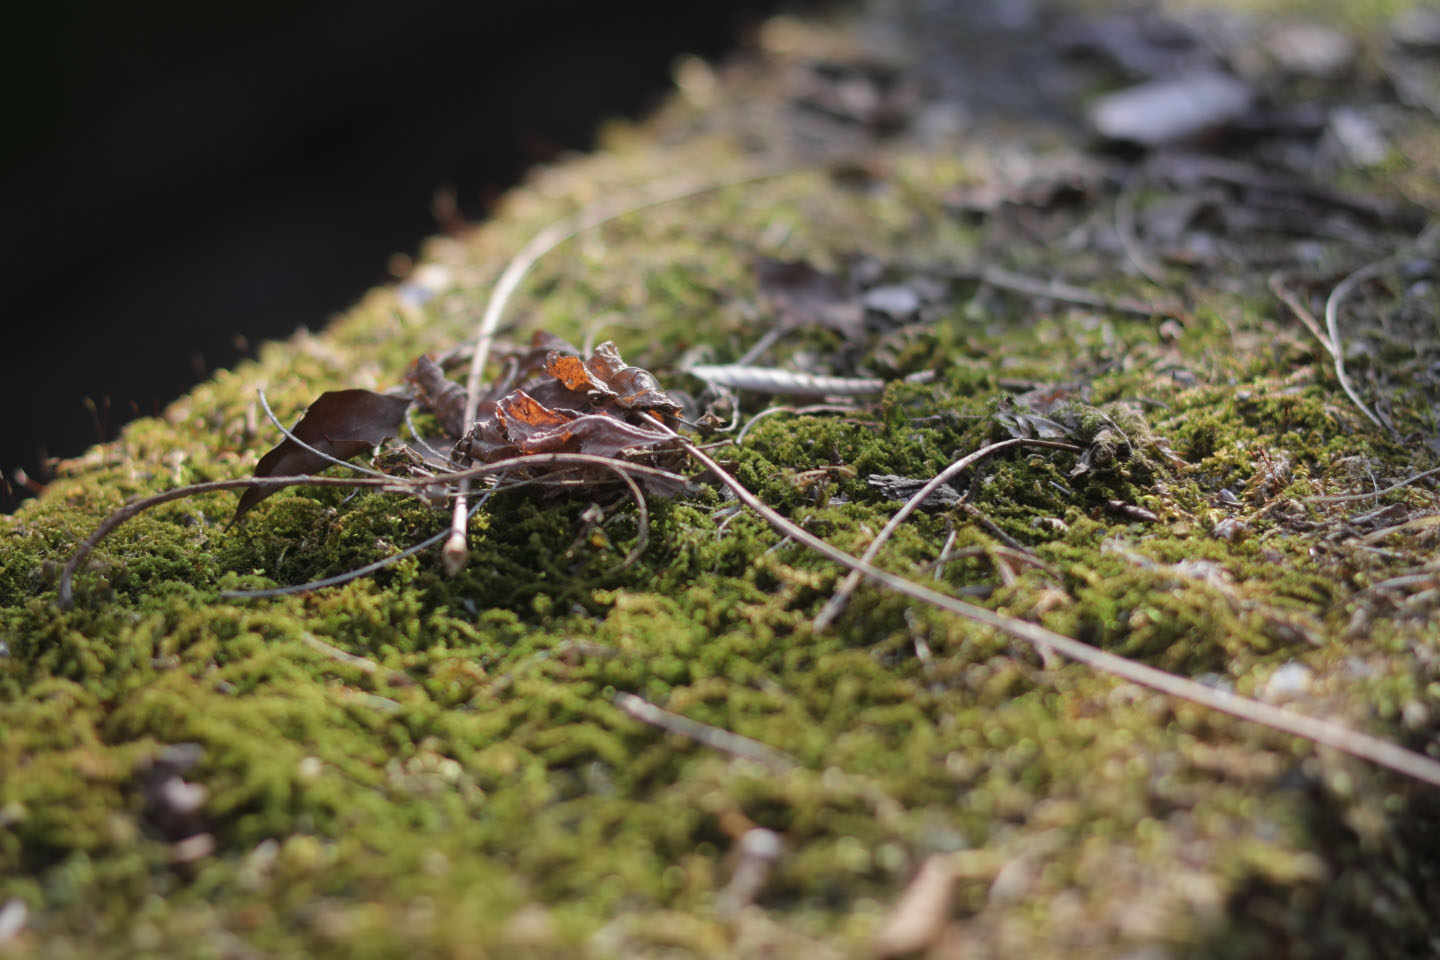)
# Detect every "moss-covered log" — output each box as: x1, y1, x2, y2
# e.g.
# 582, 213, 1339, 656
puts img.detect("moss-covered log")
4, 1, 1440, 956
